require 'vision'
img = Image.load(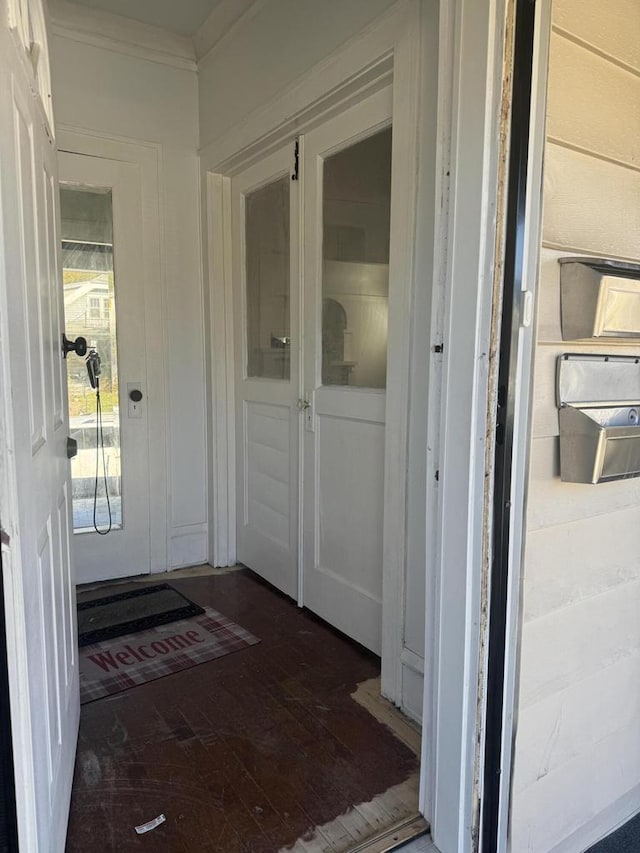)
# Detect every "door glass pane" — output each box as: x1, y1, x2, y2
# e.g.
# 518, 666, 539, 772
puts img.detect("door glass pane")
322, 127, 392, 388
60, 186, 122, 532
245, 176, 290, 379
